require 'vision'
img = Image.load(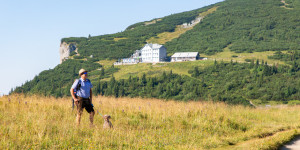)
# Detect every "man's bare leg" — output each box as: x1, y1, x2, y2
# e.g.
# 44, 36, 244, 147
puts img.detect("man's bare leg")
76, 112, 82, 126
89, 111, 95, 127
